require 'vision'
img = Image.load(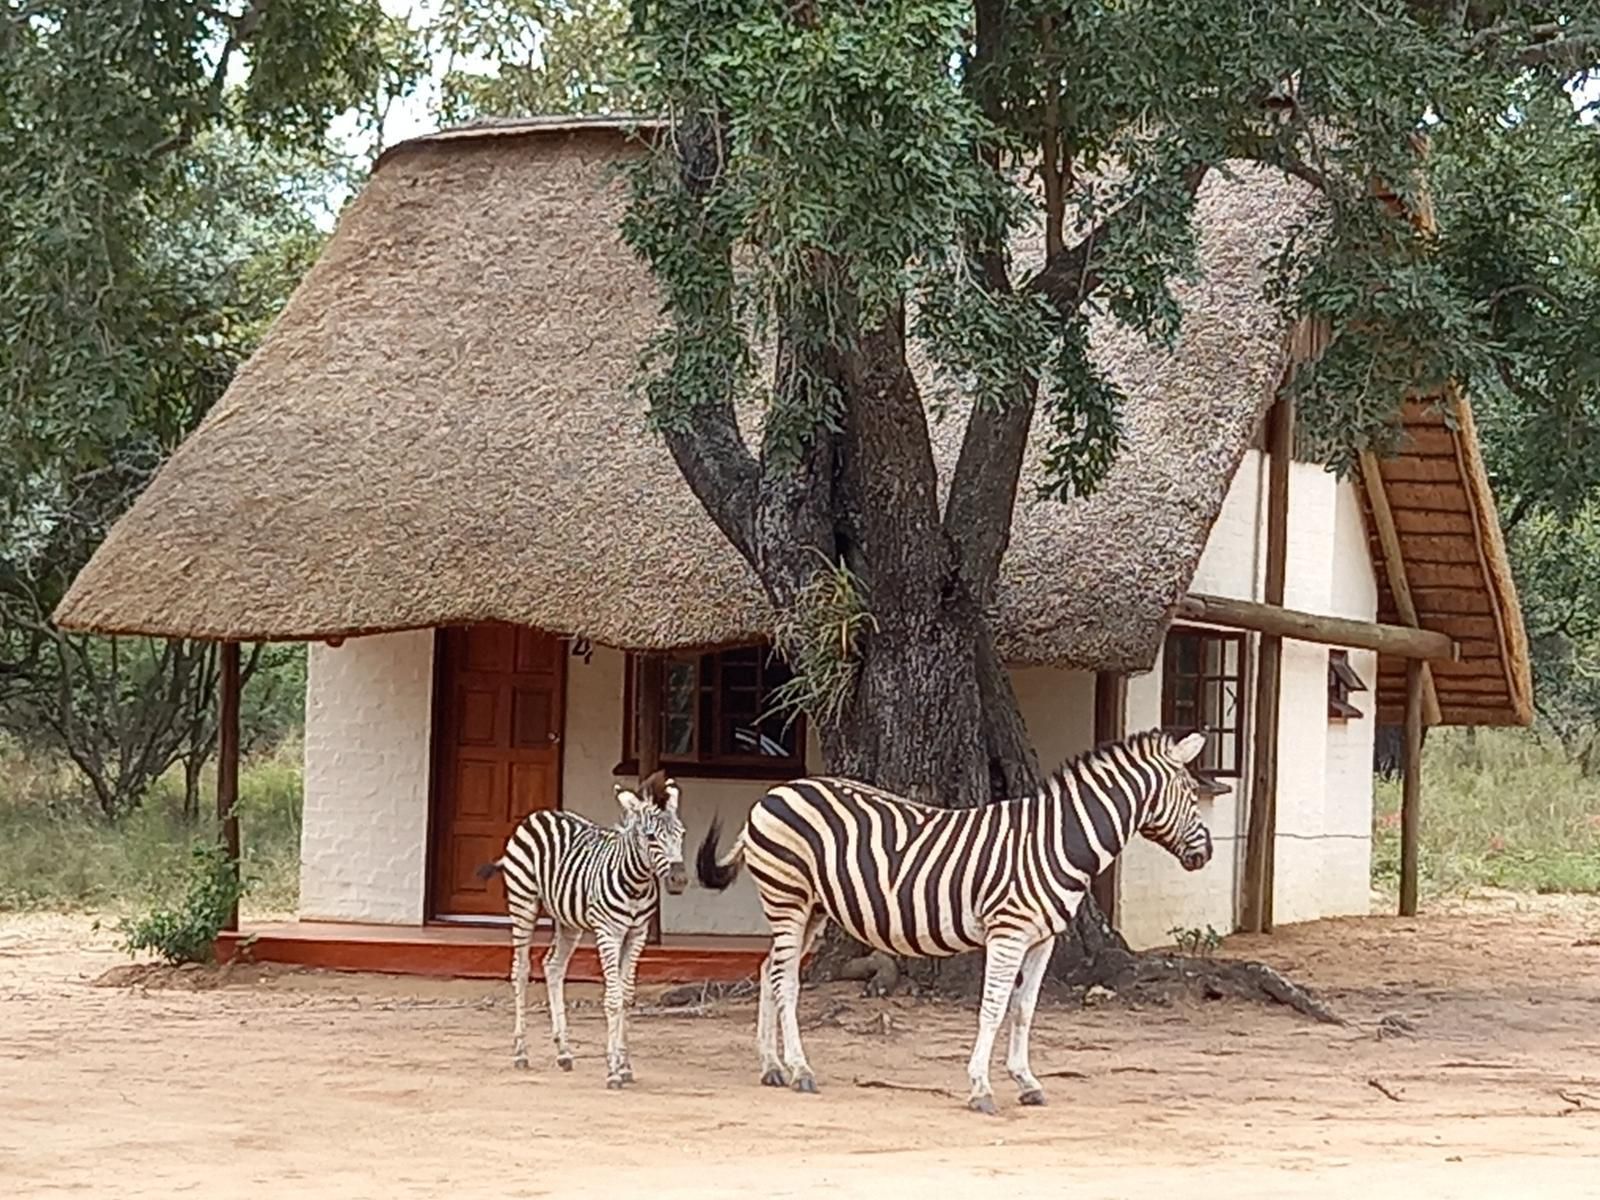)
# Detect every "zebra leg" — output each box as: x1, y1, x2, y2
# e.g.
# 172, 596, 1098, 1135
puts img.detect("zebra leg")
509, 902, 542, 1069
511, 939, 532, 1070
966, 935, 1029, 1115
775, 911, 827, 1094
615, 922, 648, 1084
543, 923, 580, 1071
1005, 938, 1054, 1106
594, 928, 628, 1089
755, 950, 786, 1087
